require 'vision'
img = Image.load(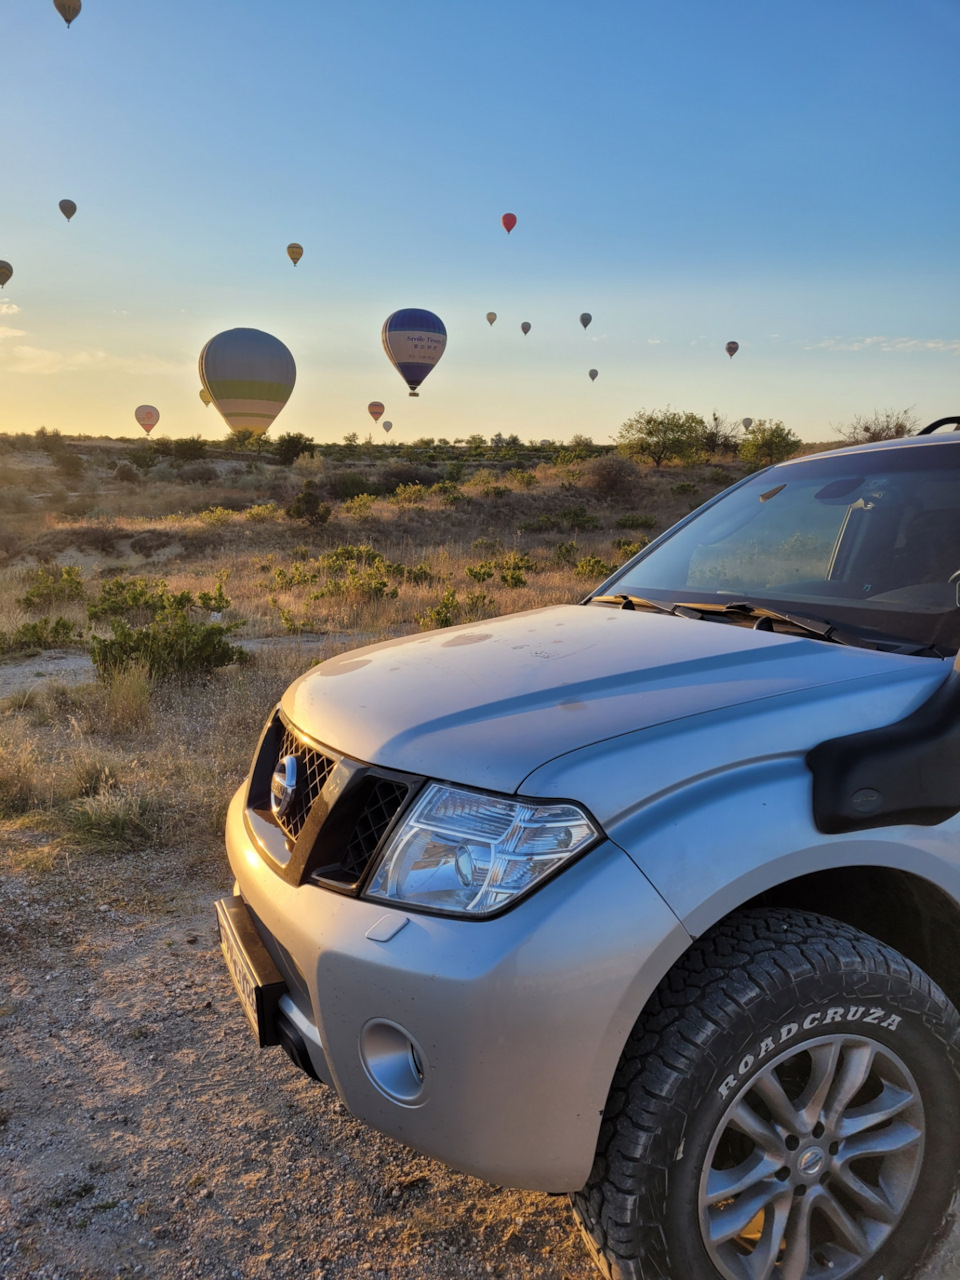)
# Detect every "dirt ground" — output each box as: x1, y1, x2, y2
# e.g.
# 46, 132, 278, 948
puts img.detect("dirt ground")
0, 830, 599, 1280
